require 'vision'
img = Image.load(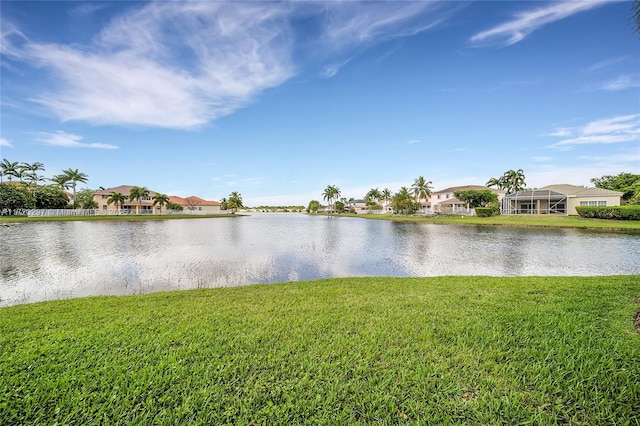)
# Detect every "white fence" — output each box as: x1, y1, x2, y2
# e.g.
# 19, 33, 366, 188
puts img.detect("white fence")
2, 208, 203, 217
